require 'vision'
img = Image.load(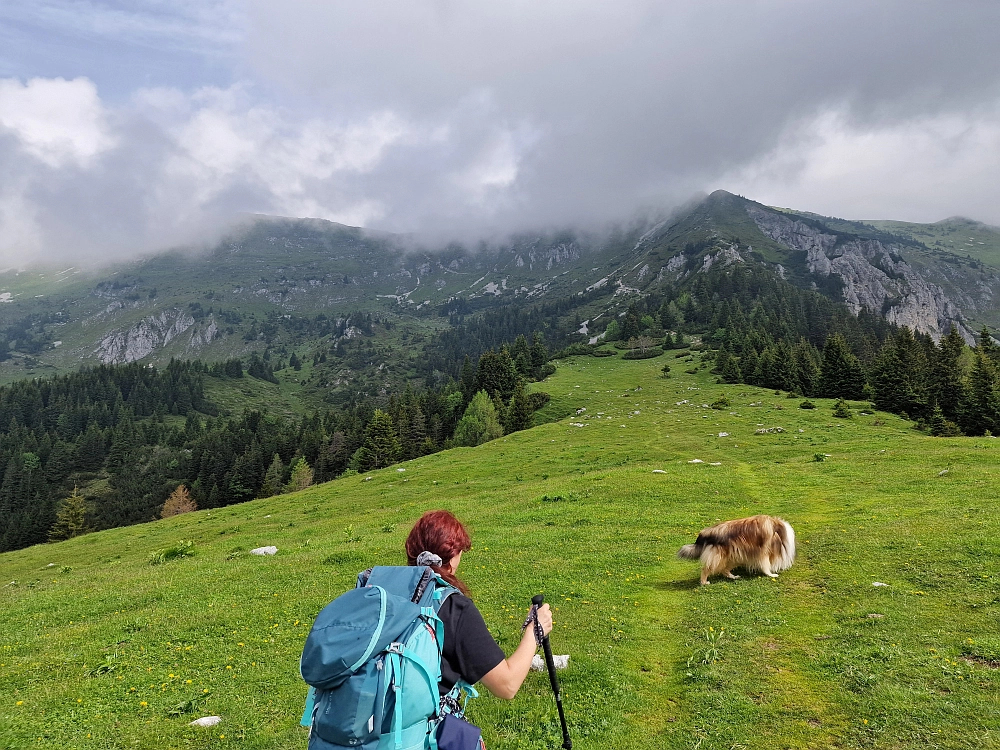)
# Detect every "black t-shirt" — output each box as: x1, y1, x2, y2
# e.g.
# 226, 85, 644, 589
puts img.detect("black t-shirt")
437, 593, 506, 695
